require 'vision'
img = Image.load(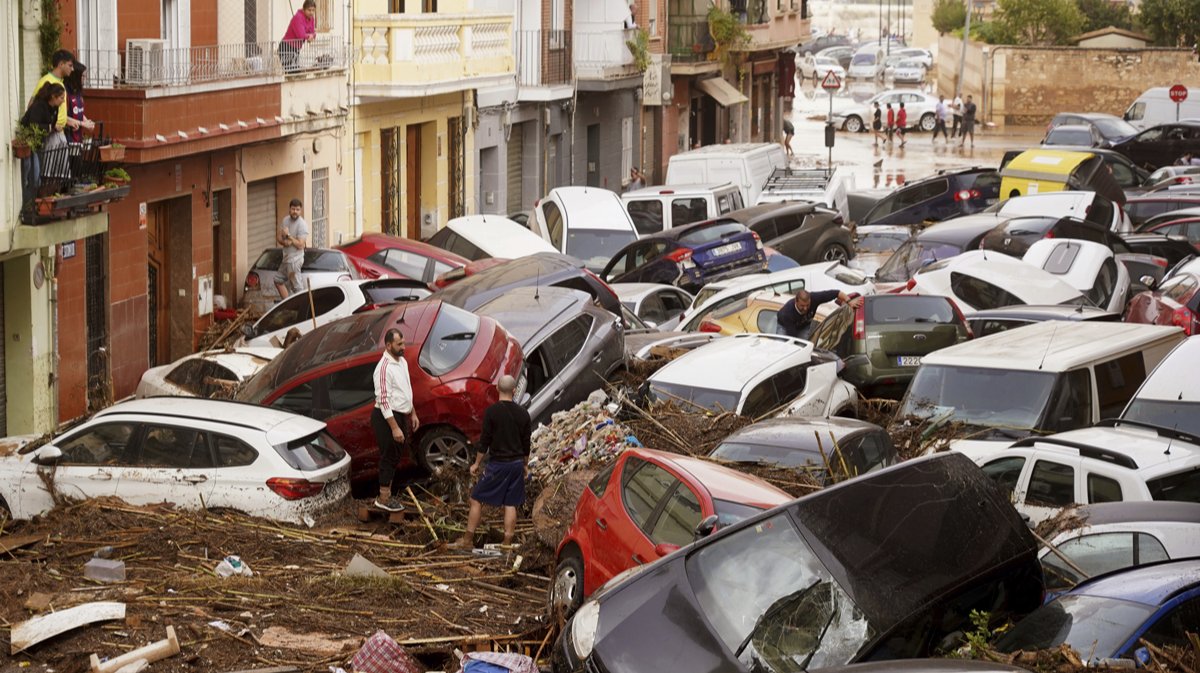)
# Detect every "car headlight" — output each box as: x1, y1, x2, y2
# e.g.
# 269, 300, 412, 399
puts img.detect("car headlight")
570, 599, 601, 659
